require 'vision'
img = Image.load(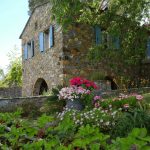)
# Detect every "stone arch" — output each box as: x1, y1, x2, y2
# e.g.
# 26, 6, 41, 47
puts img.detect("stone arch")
33, 78, 48, 96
